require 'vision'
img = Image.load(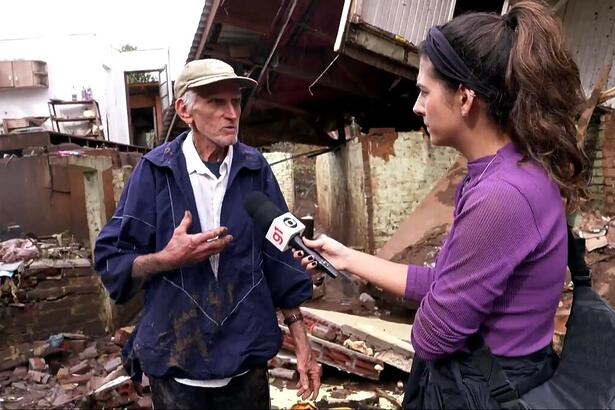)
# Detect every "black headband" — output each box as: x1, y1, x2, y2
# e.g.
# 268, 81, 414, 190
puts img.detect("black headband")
423, 26, 493, 97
